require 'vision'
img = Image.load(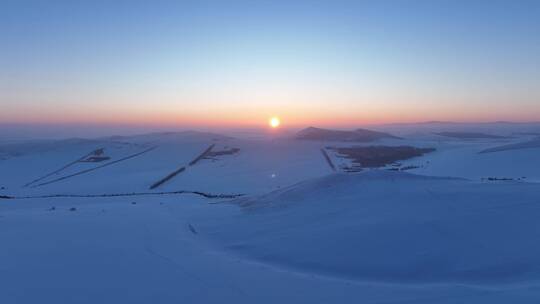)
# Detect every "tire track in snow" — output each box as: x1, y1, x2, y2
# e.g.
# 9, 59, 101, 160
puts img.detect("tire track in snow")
141, 223, 248, 296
